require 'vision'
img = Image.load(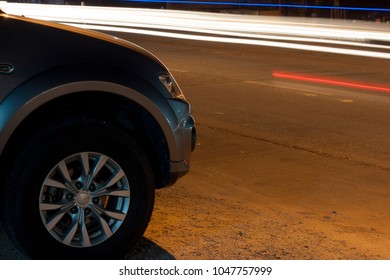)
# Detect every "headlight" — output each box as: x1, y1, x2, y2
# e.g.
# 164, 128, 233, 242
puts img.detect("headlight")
159, 73, 186, 101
